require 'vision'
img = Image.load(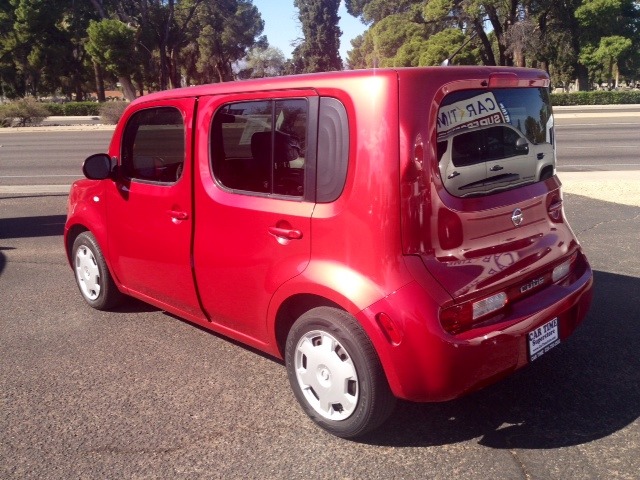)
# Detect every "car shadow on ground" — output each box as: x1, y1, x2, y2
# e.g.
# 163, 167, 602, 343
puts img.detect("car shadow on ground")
361, 269, 639, 449
0, 214, 67, 239
0, 213, 66, 277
